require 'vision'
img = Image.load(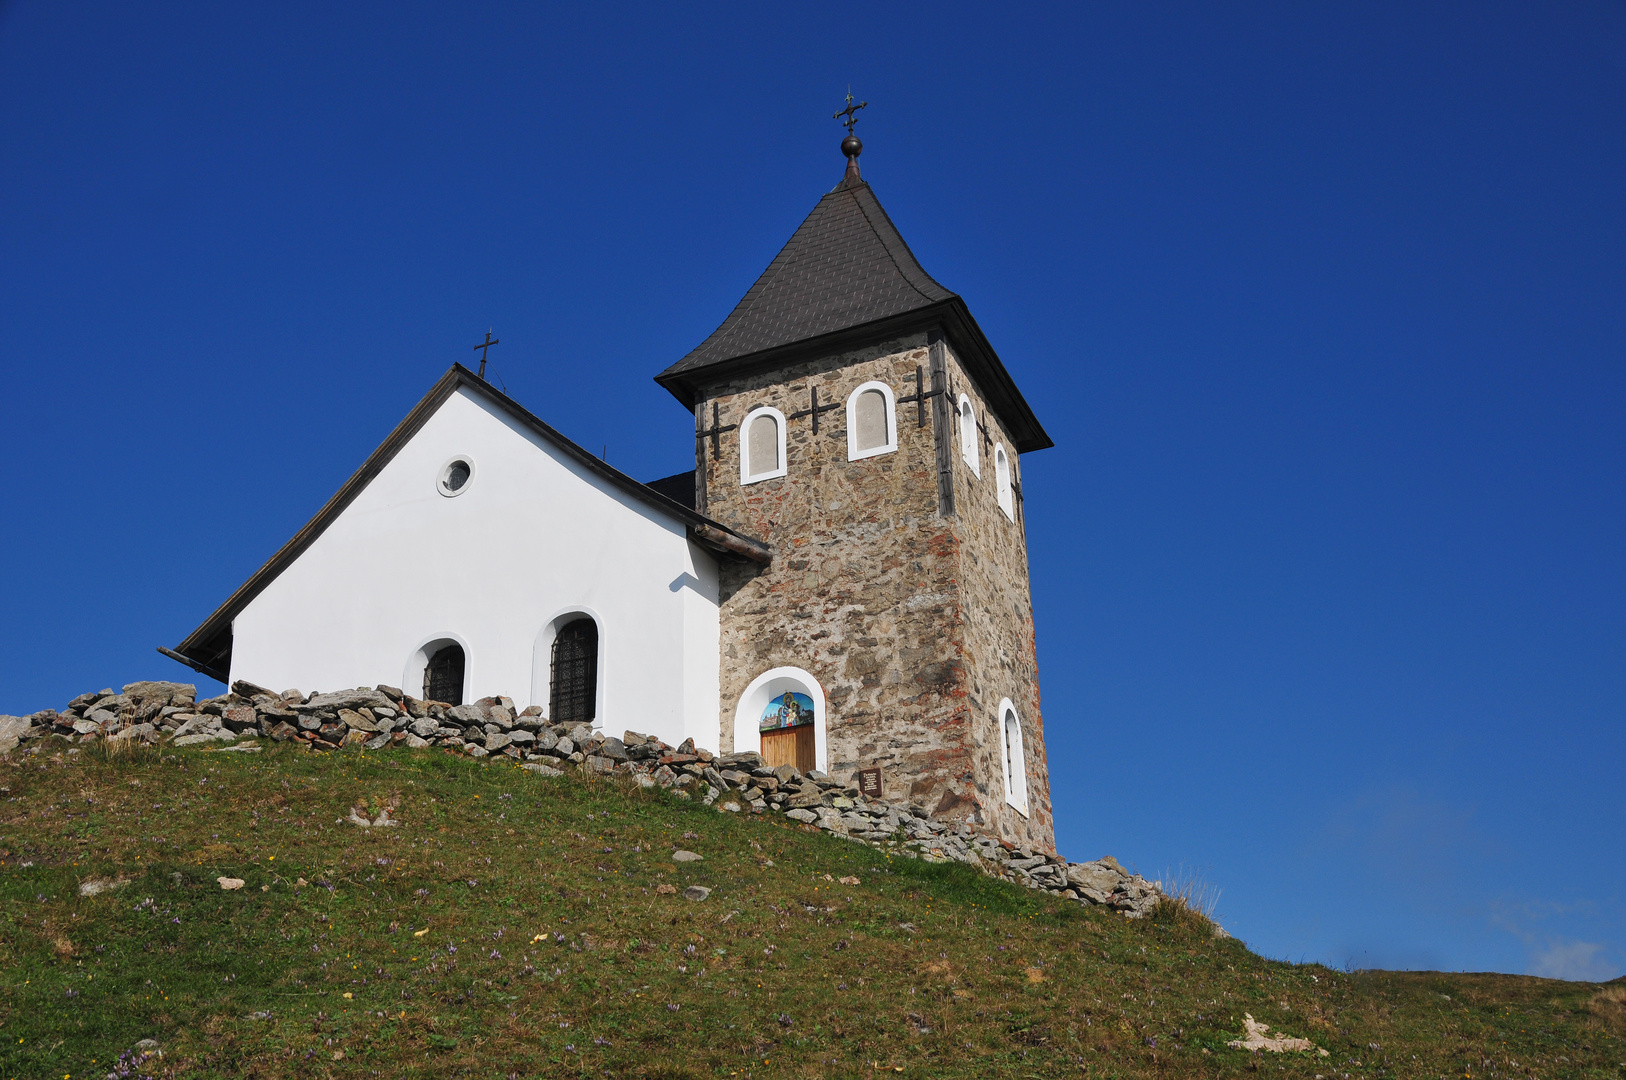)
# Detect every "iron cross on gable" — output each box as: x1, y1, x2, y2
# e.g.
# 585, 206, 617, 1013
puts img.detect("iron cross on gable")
833, 90, 867, 134
473, 330, 499, 379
